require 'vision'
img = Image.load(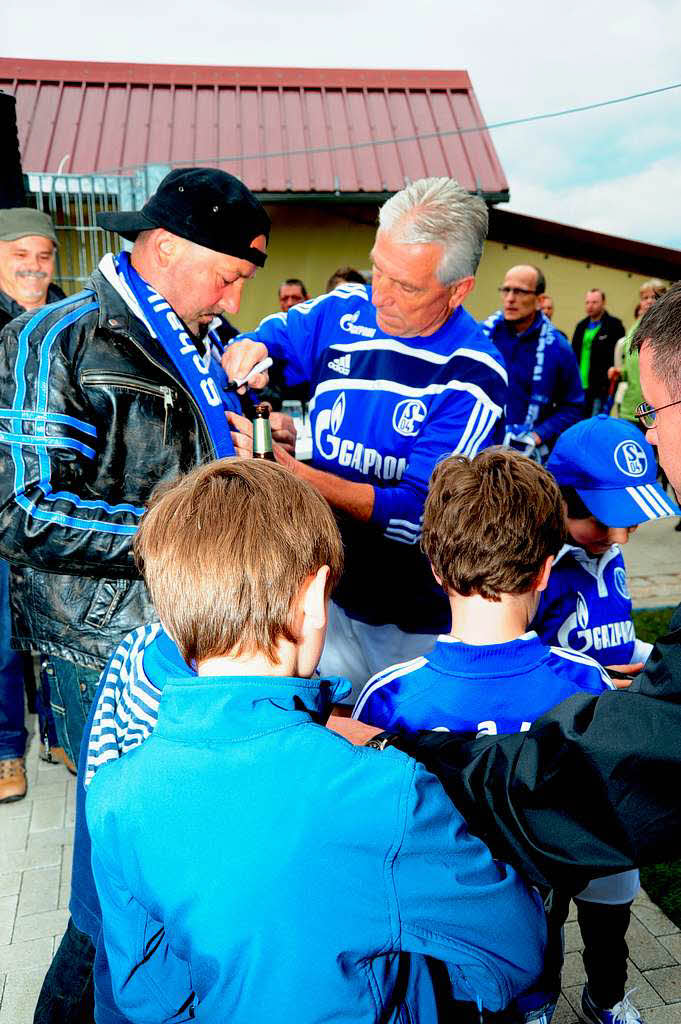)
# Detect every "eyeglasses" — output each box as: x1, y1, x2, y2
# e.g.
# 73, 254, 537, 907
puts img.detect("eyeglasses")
498, 286, 538, 297
635, 399, 681, 428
